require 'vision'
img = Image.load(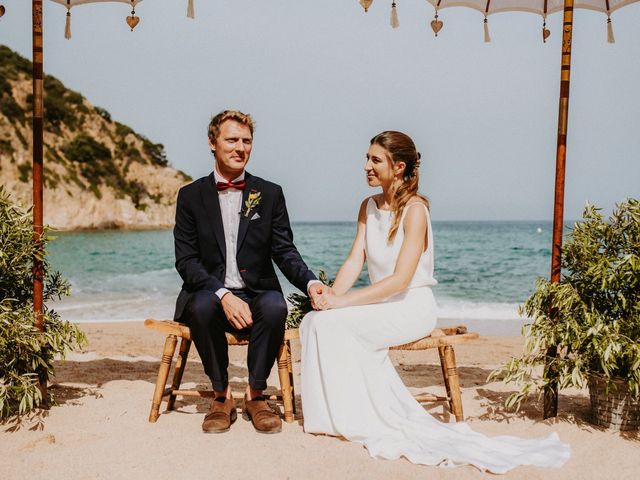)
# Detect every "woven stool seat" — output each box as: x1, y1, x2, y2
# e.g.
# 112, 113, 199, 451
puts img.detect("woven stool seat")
391, 325, 479, 422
